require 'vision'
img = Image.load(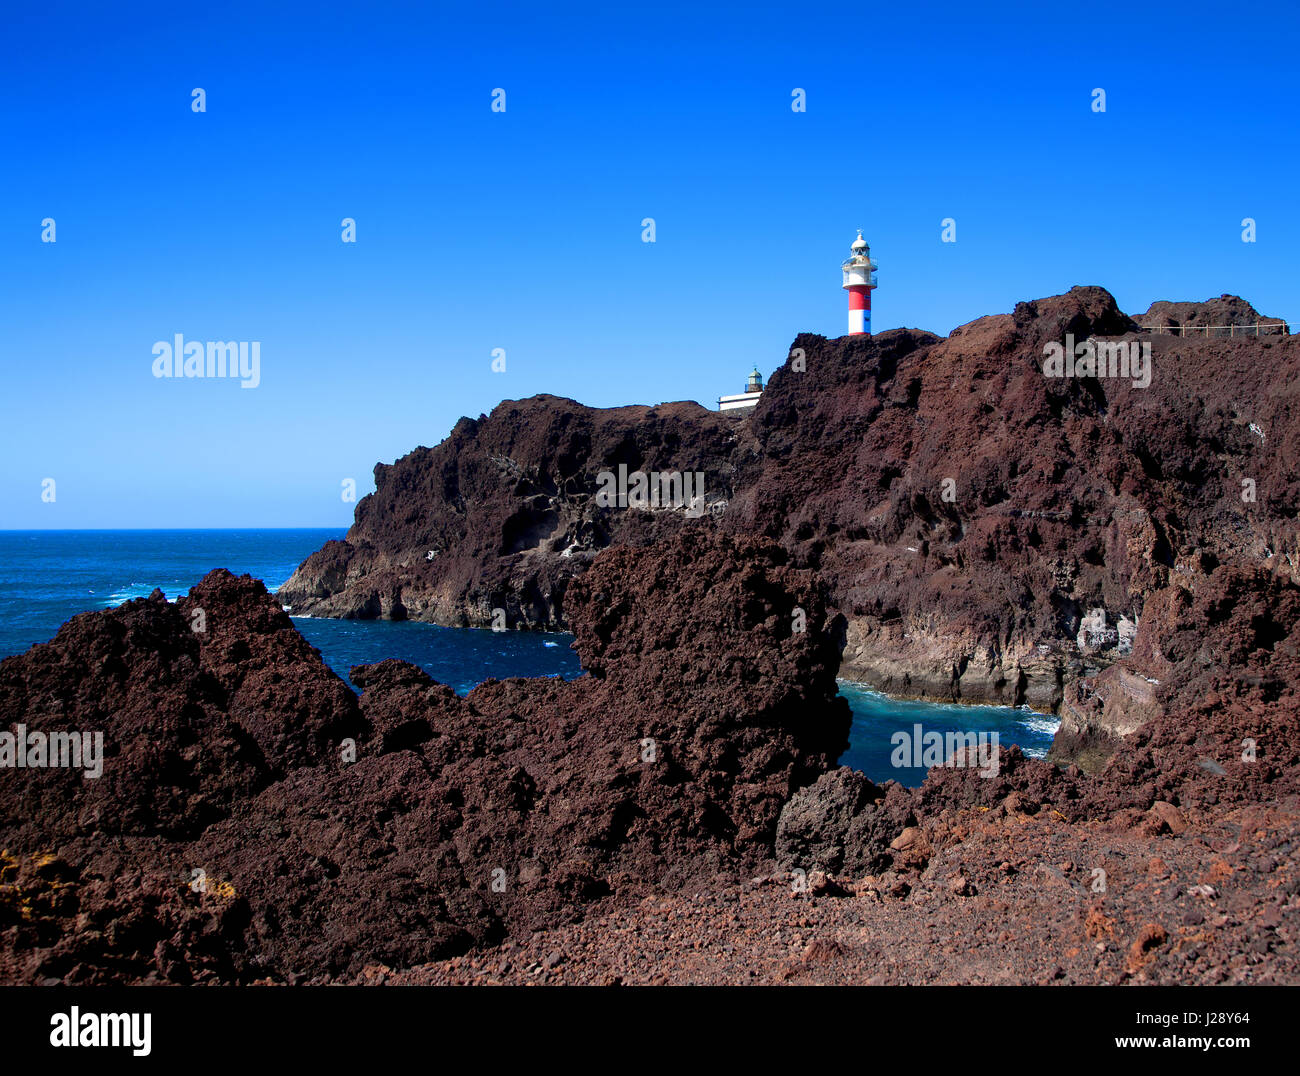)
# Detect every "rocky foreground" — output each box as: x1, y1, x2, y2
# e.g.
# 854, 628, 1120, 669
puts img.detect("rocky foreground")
2, 287, 1298, 985
1, 526, 1297, 984
2, 535, 851, 983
